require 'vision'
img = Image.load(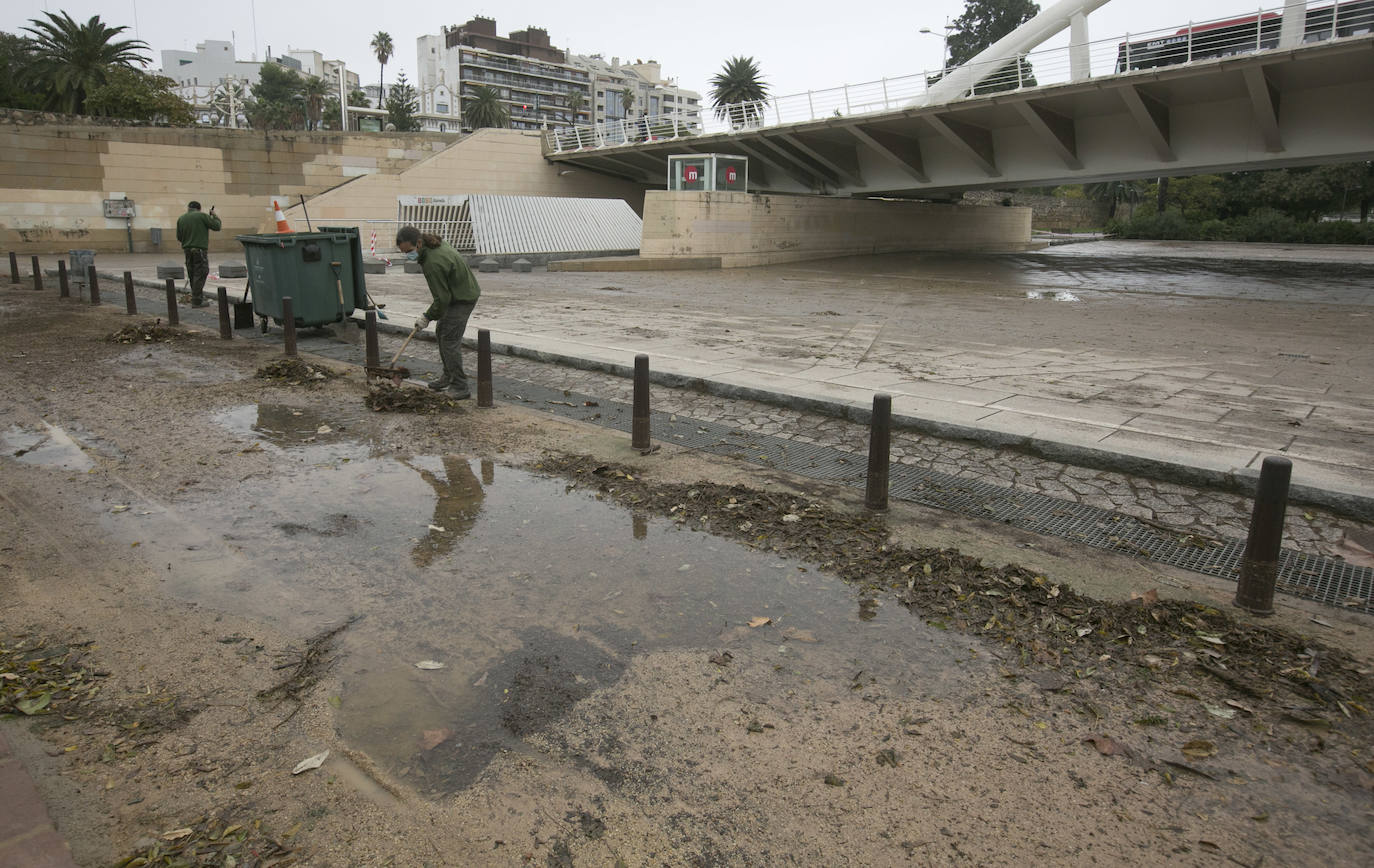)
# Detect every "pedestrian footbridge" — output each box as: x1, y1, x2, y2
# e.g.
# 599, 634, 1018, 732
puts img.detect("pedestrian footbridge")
542, 0, 1374, 197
